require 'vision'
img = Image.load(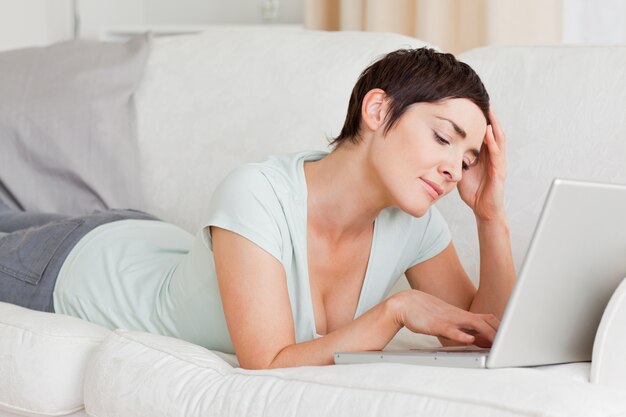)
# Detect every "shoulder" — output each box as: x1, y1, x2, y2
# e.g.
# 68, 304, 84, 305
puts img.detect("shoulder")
215, 150, 327, 198
204, 152, 325, 257
215, 163, 274, 196
204, 165, 286, 259
208, 163, 283, 228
